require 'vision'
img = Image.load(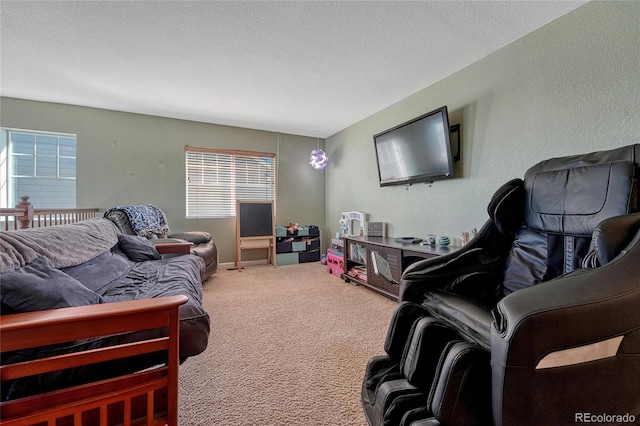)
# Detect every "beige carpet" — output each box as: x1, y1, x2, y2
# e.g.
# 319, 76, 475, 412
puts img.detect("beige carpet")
178, 262, 396, 426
